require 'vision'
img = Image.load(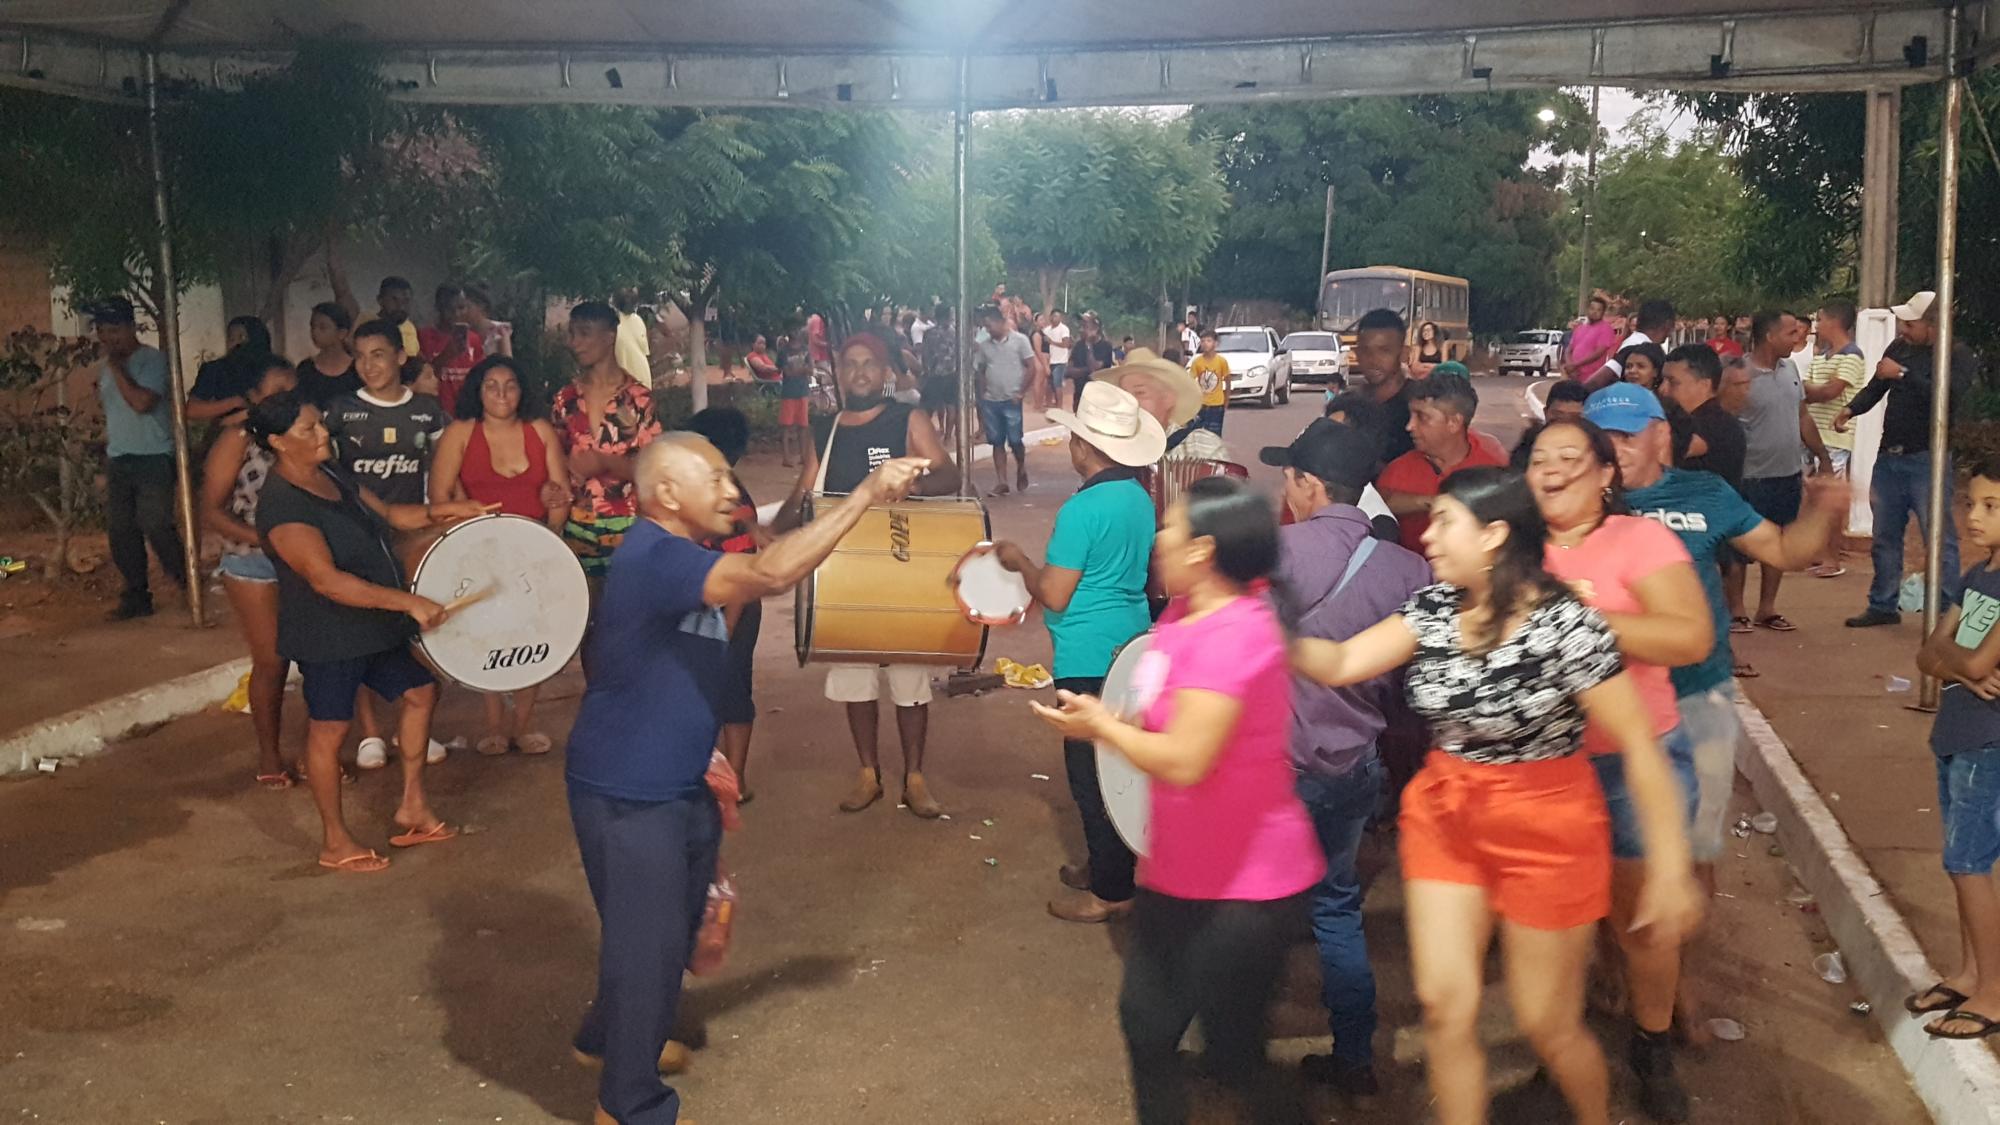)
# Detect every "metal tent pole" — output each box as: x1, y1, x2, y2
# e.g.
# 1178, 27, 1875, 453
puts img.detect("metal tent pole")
144, 51, 206, 627
953, 53, 974, 496
1317, 184, 1335, 286
1576, 84, 1600, 315
1921, 4, 1967, 712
